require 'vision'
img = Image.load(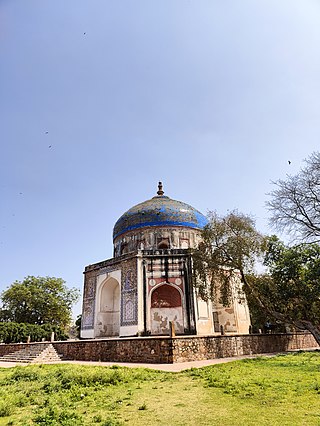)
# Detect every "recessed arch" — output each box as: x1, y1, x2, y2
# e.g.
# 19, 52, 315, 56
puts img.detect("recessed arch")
96, 277, 120, 337
150, 283, 184, 335
158, 239, 170, 249
151, 284, 182, 308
